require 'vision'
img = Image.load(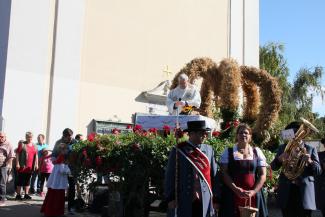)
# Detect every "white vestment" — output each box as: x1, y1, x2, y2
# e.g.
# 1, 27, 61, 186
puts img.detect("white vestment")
47, 163, 70, 189
166, 85, 201, 115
